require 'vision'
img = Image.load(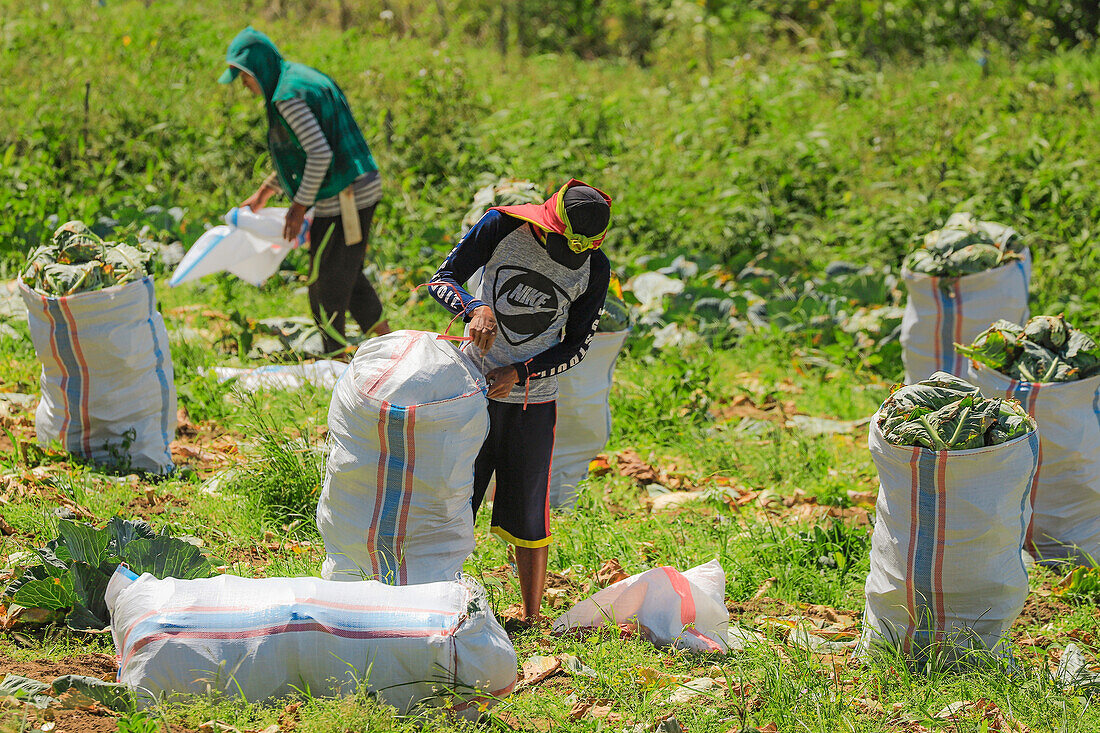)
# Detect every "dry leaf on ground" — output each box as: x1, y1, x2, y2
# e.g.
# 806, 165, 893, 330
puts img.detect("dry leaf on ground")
596, 558, 629, 586
615, 449, 696, 490
649, 491, 705, 511
516, 655, 561, 690
569, 698, 618, 721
